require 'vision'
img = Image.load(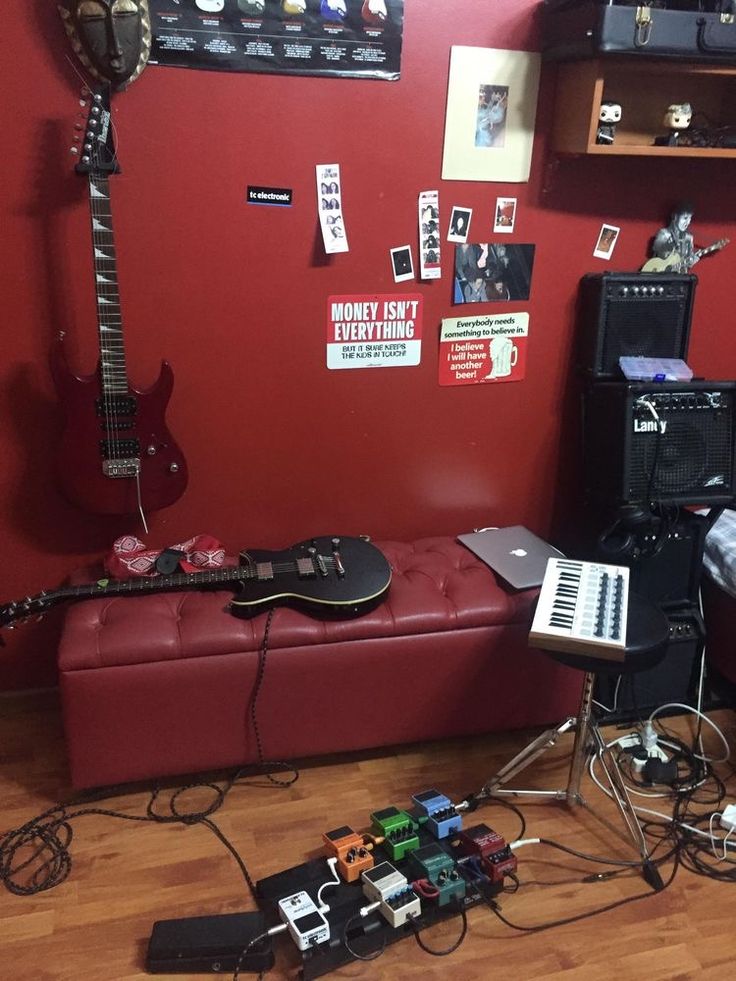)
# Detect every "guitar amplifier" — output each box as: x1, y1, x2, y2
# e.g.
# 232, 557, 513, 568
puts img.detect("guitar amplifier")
577, 272, 696, 379
583, 380, 736, 507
